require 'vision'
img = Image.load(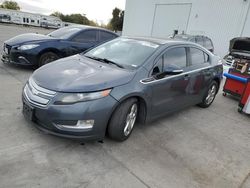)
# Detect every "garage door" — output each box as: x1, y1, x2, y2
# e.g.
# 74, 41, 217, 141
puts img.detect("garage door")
151, 4, 192, 38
